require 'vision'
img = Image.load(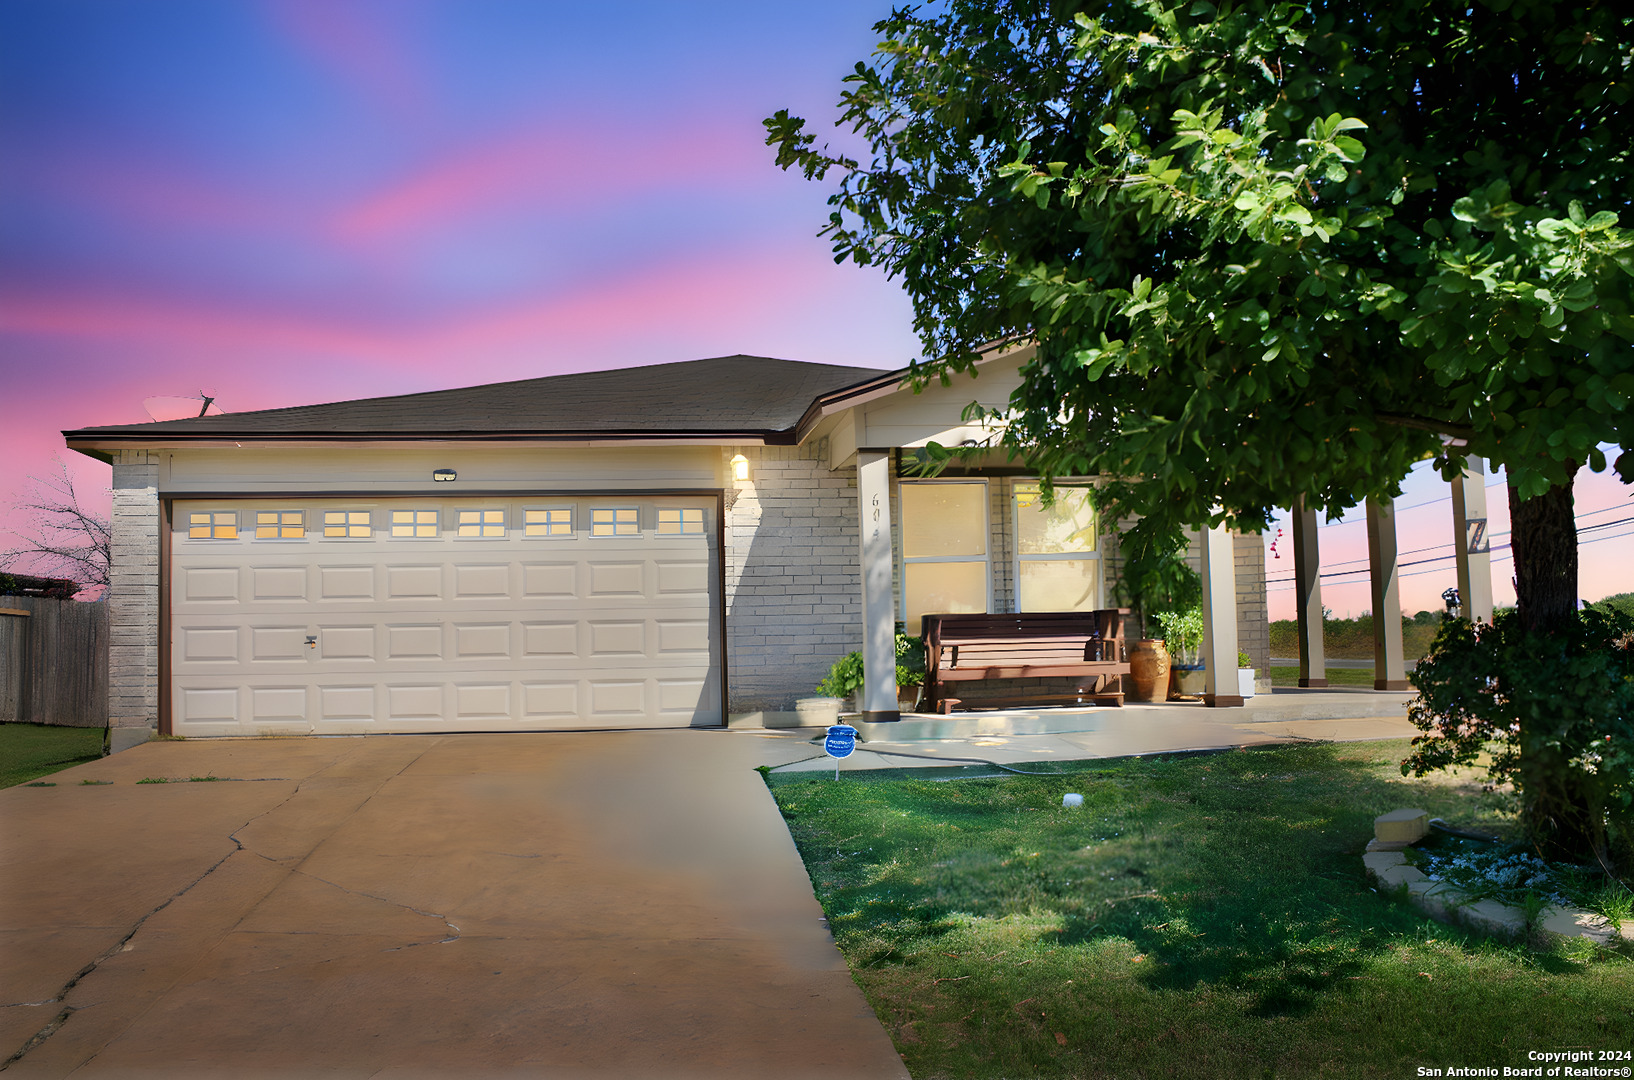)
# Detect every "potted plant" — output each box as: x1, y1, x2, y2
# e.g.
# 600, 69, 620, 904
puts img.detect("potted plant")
1153, 607, 1205, 697
1113, 536, 1202, 703
895, 632, 926, 711
797, 651, 864, 726
1238, 650, 1257, 699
